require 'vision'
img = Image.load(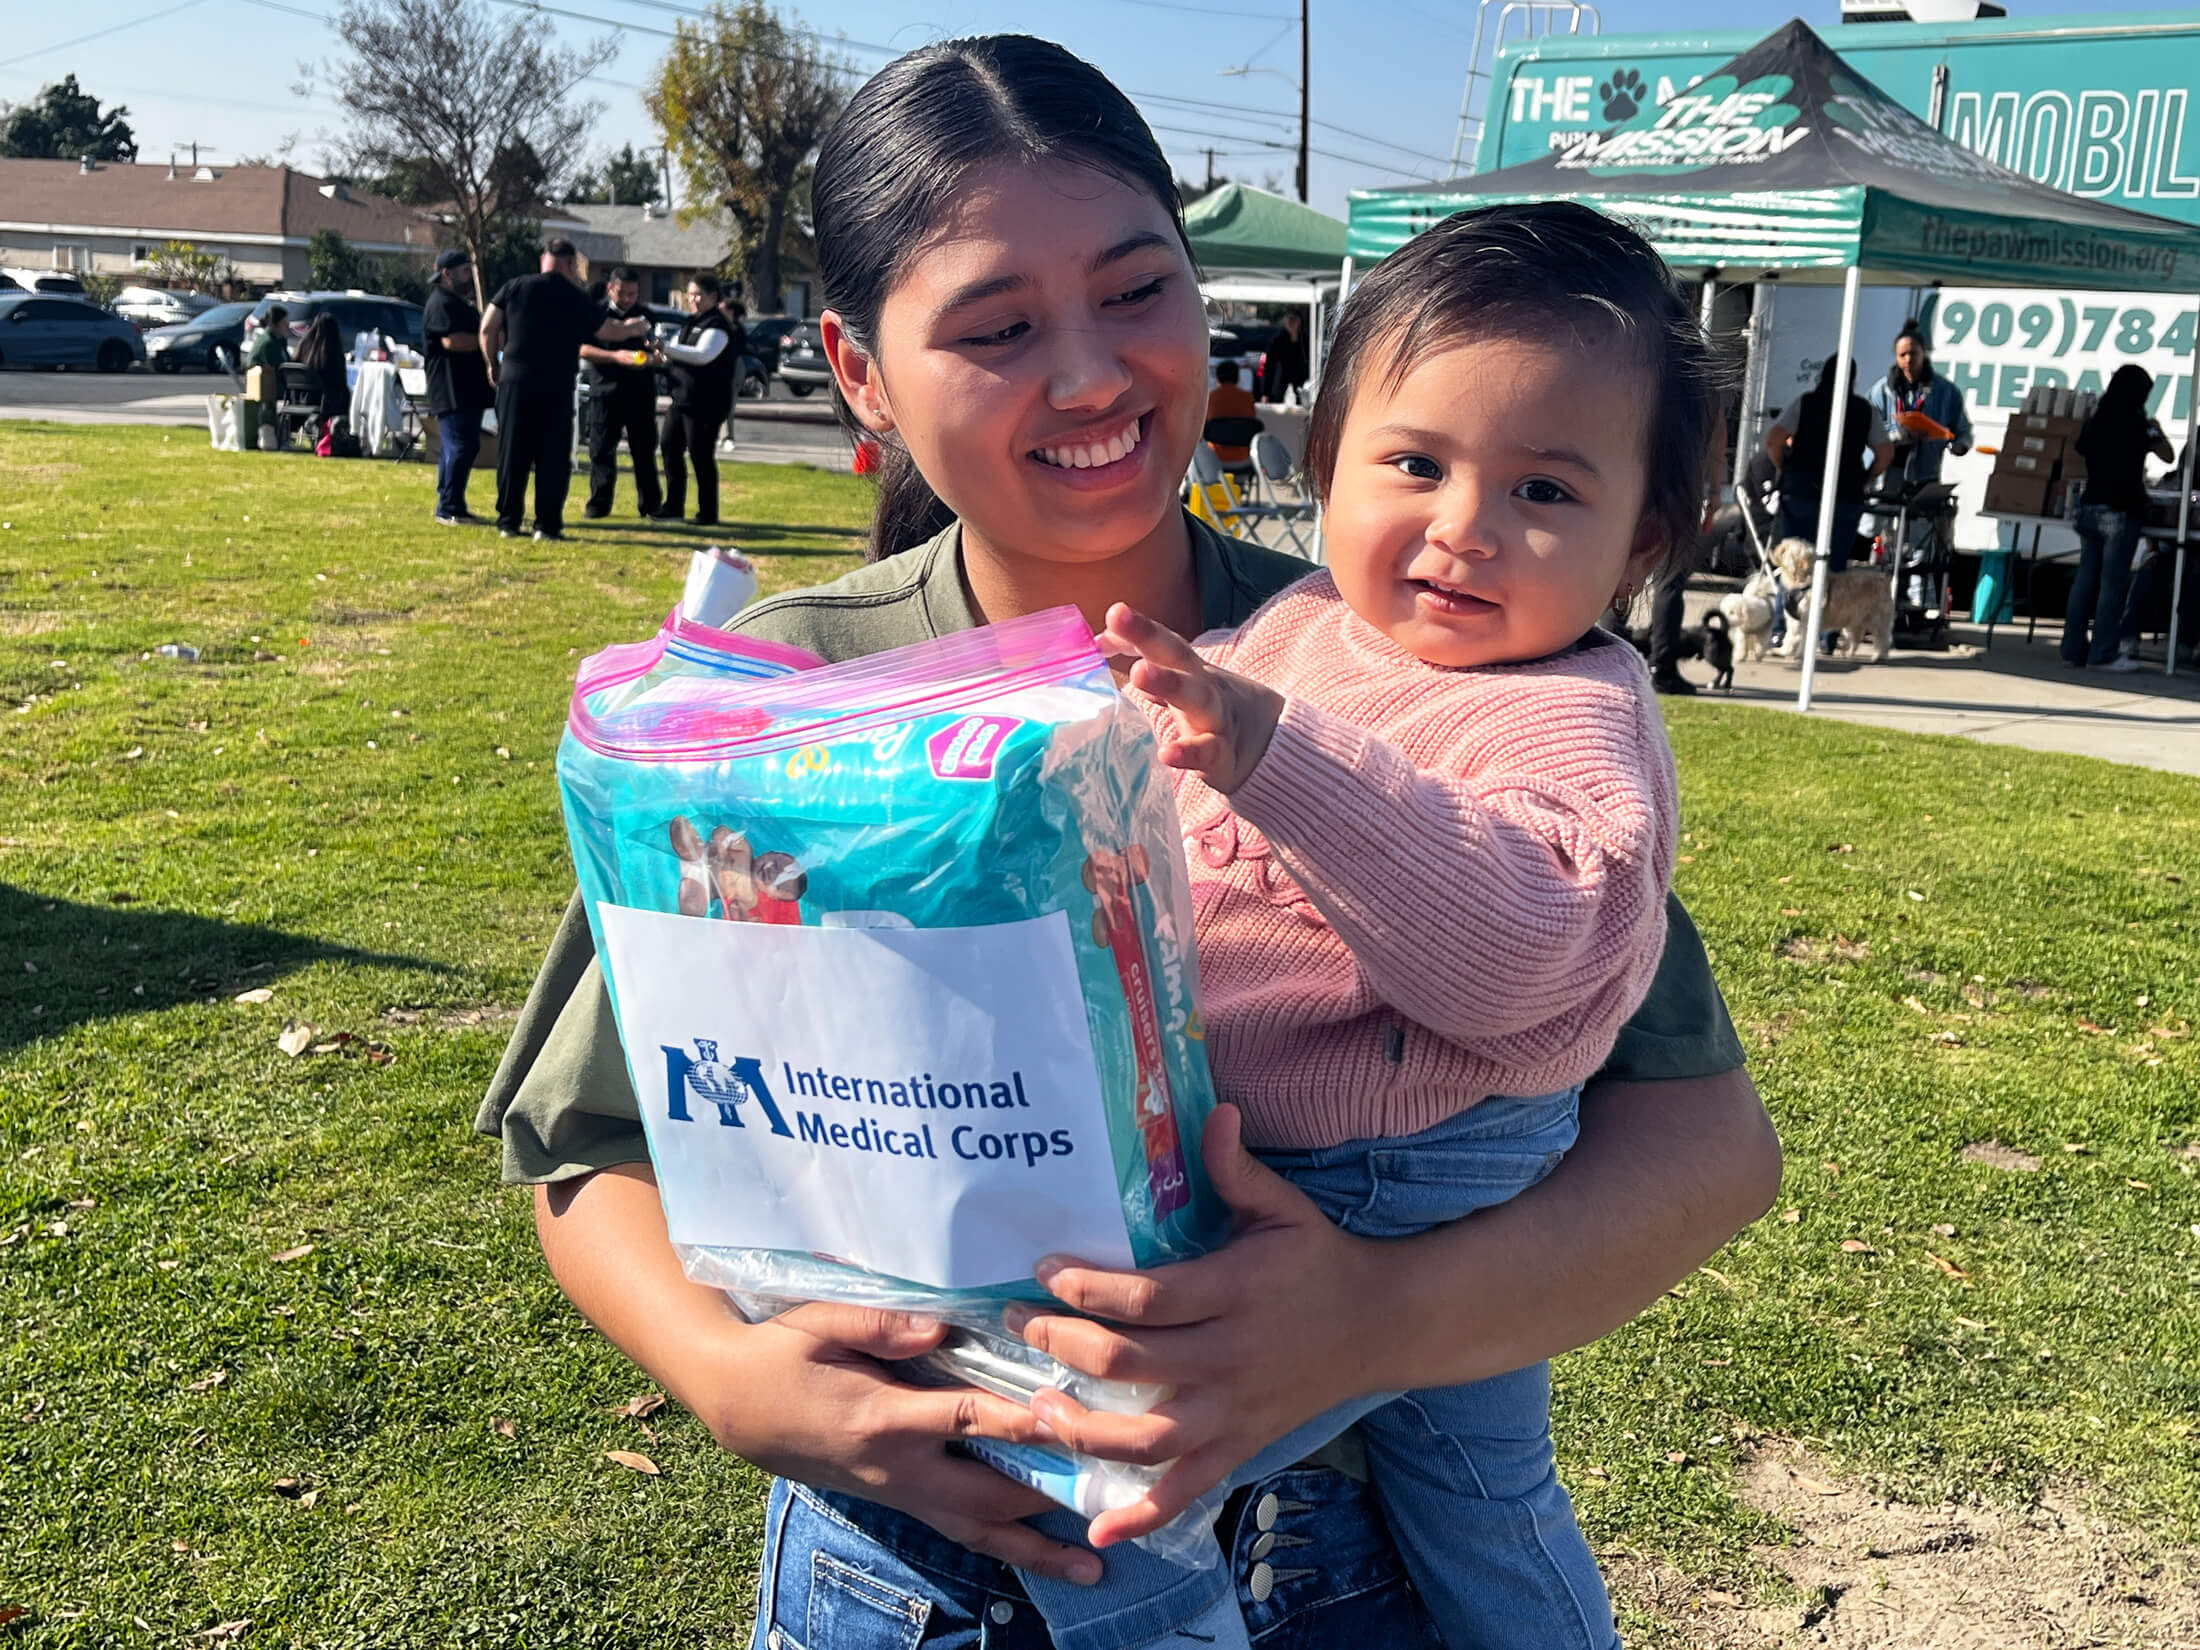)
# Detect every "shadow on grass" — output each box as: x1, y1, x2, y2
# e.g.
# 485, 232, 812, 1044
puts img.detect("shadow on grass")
1, 884, 440, 1053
